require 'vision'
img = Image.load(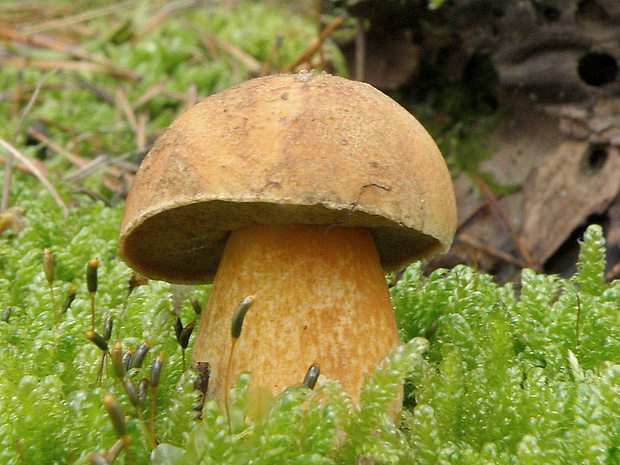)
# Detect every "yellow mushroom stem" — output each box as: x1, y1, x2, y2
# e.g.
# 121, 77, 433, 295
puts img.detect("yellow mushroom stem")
191, 223, 400, 406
